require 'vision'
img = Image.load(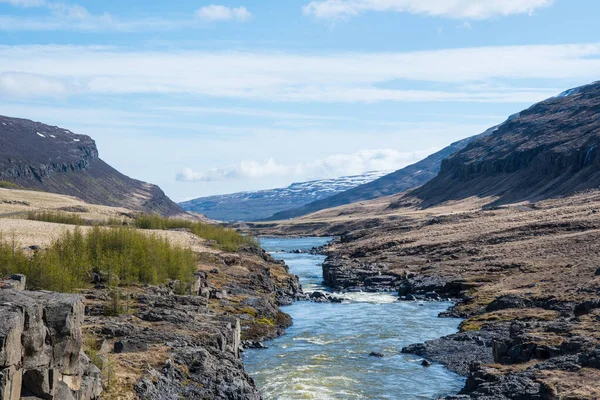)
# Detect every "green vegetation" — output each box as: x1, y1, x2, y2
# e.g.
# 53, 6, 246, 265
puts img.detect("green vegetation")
0, 180, 24, 190
25, 211, 256, 251
135, 214, 257, 251
0, 226, 197, 292
27, 211, 125, 227
27, 211, 86, 225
